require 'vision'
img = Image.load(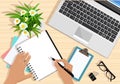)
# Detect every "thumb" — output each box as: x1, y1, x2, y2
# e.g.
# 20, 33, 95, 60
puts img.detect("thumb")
23, 74, 32, 80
